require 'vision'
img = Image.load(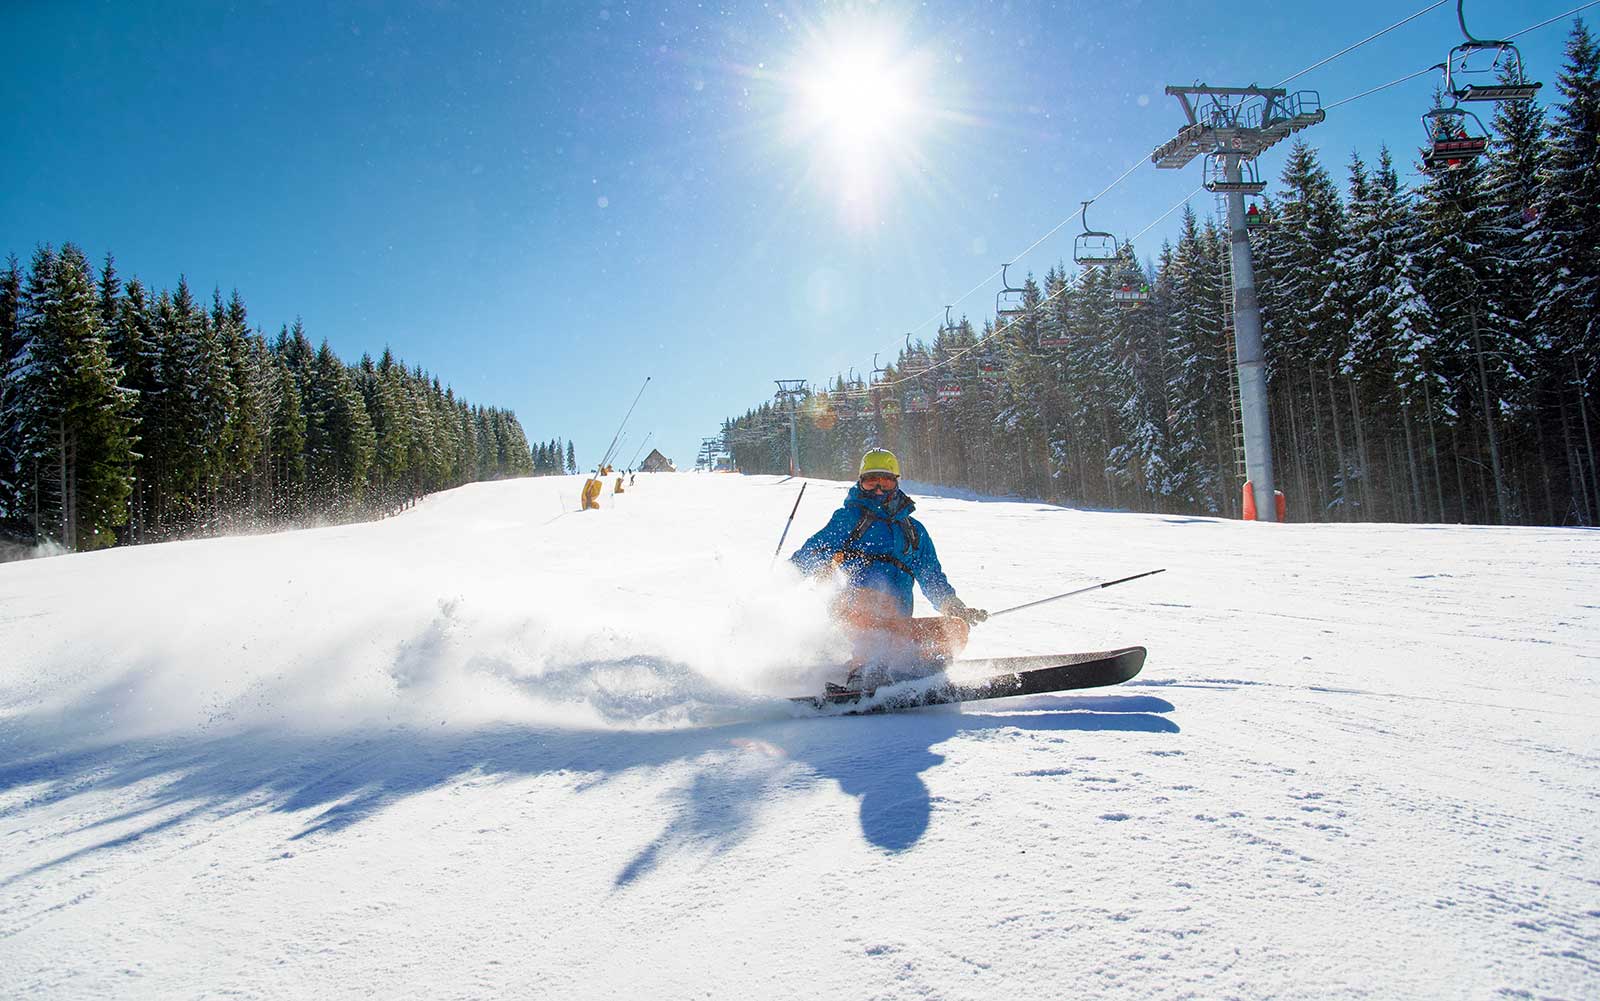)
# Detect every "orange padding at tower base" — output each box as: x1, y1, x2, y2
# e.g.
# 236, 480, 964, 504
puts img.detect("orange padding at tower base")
1242, 481, 1288, 522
